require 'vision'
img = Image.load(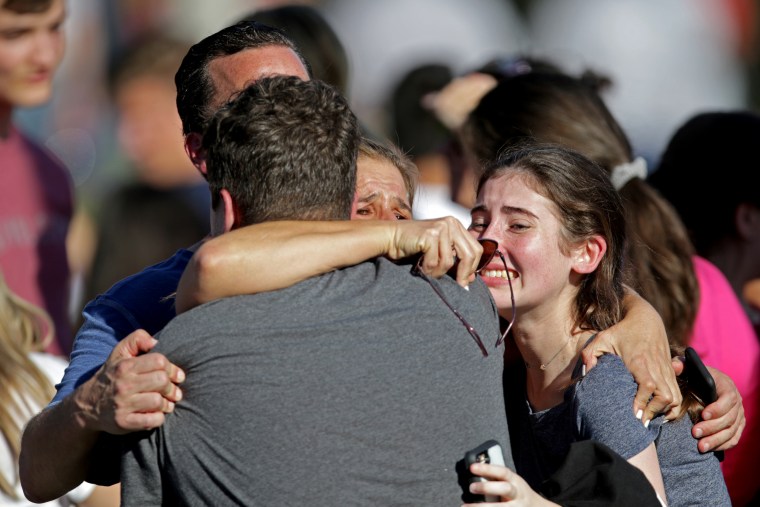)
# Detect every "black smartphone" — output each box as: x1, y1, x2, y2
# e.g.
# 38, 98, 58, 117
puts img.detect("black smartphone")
683, 347, 716, 407
683, 347, 723, 461
464, 440, 505, 503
